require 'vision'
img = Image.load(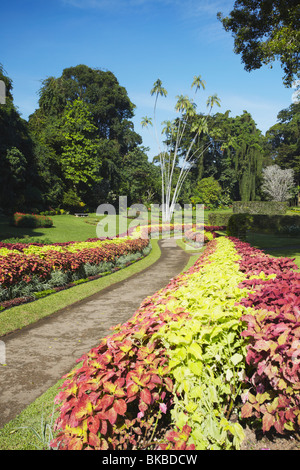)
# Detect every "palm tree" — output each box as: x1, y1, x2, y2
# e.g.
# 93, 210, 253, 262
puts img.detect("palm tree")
149, 76, 221, 222
141, 116, 153, 129
207, 94, 221, 112
151, 79, 168, 118
191, 75, 206, 94
149, 79, 168, 214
